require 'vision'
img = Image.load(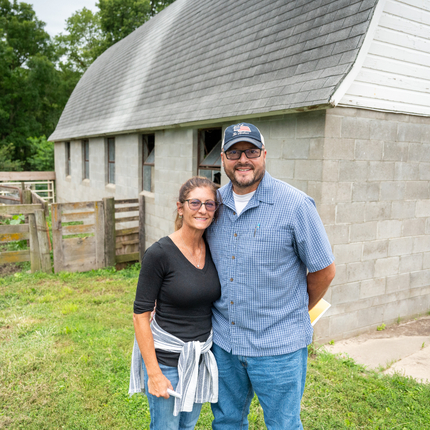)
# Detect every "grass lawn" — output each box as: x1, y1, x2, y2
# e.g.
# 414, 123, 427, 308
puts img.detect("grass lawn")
1, 266, 429, 429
